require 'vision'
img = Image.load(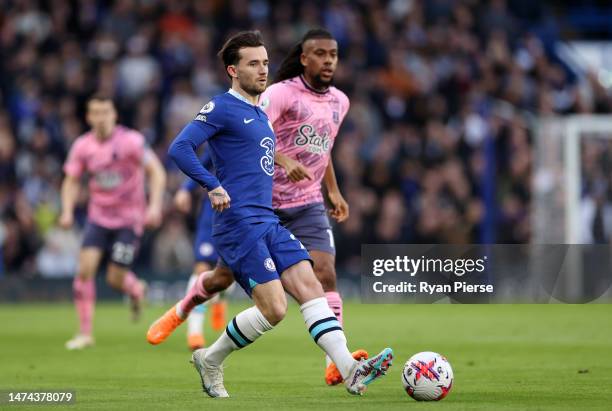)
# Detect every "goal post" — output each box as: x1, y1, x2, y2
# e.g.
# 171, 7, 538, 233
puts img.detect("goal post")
532, 114, 612, 302
533, 114, 612, 244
